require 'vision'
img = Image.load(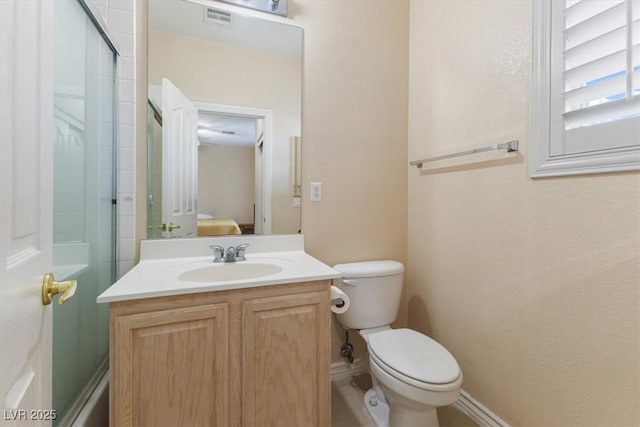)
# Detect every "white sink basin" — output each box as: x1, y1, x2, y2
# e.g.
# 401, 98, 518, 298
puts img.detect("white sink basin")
96, 236, 344, 303
177, 262, 283, 282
